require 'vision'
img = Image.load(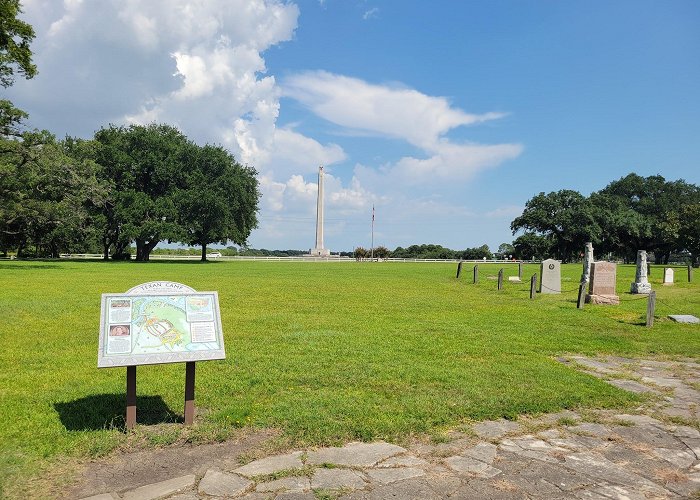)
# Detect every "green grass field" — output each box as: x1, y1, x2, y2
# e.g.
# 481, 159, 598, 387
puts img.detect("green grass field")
1, 260, 699, 496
